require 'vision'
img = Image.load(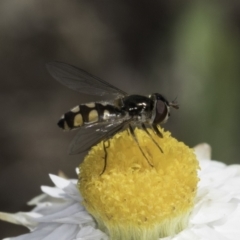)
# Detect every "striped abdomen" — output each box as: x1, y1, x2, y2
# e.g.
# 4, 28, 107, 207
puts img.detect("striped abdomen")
58, 102, 123, 130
